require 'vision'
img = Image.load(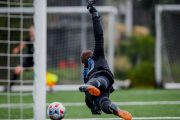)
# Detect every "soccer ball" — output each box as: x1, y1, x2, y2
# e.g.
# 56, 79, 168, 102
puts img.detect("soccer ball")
47, 102, 66, 120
